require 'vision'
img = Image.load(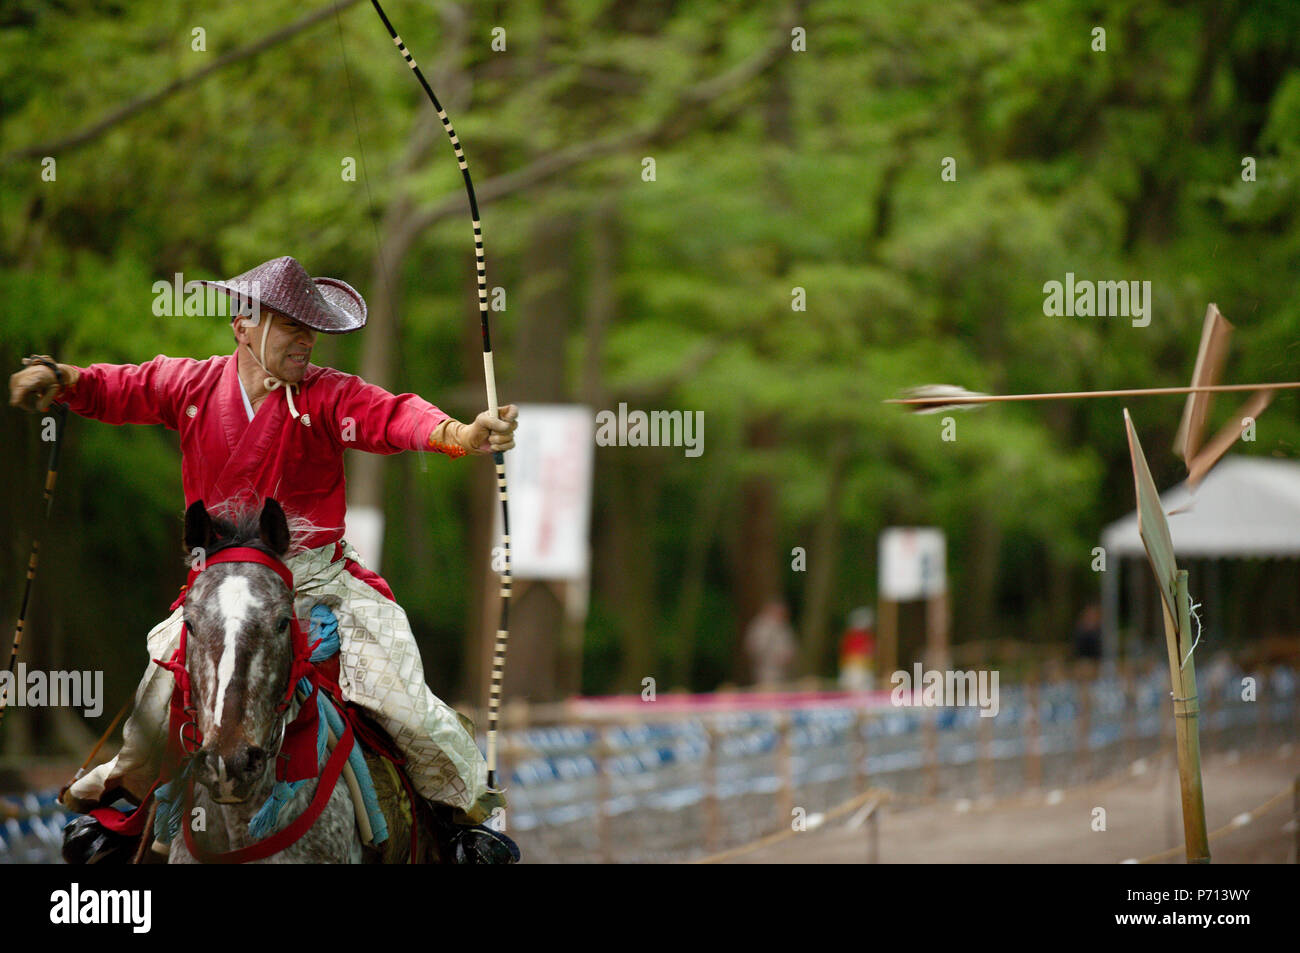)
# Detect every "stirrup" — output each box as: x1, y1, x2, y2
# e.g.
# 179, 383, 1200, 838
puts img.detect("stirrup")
430, 805, 520, 864
451, 824, 521, 865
